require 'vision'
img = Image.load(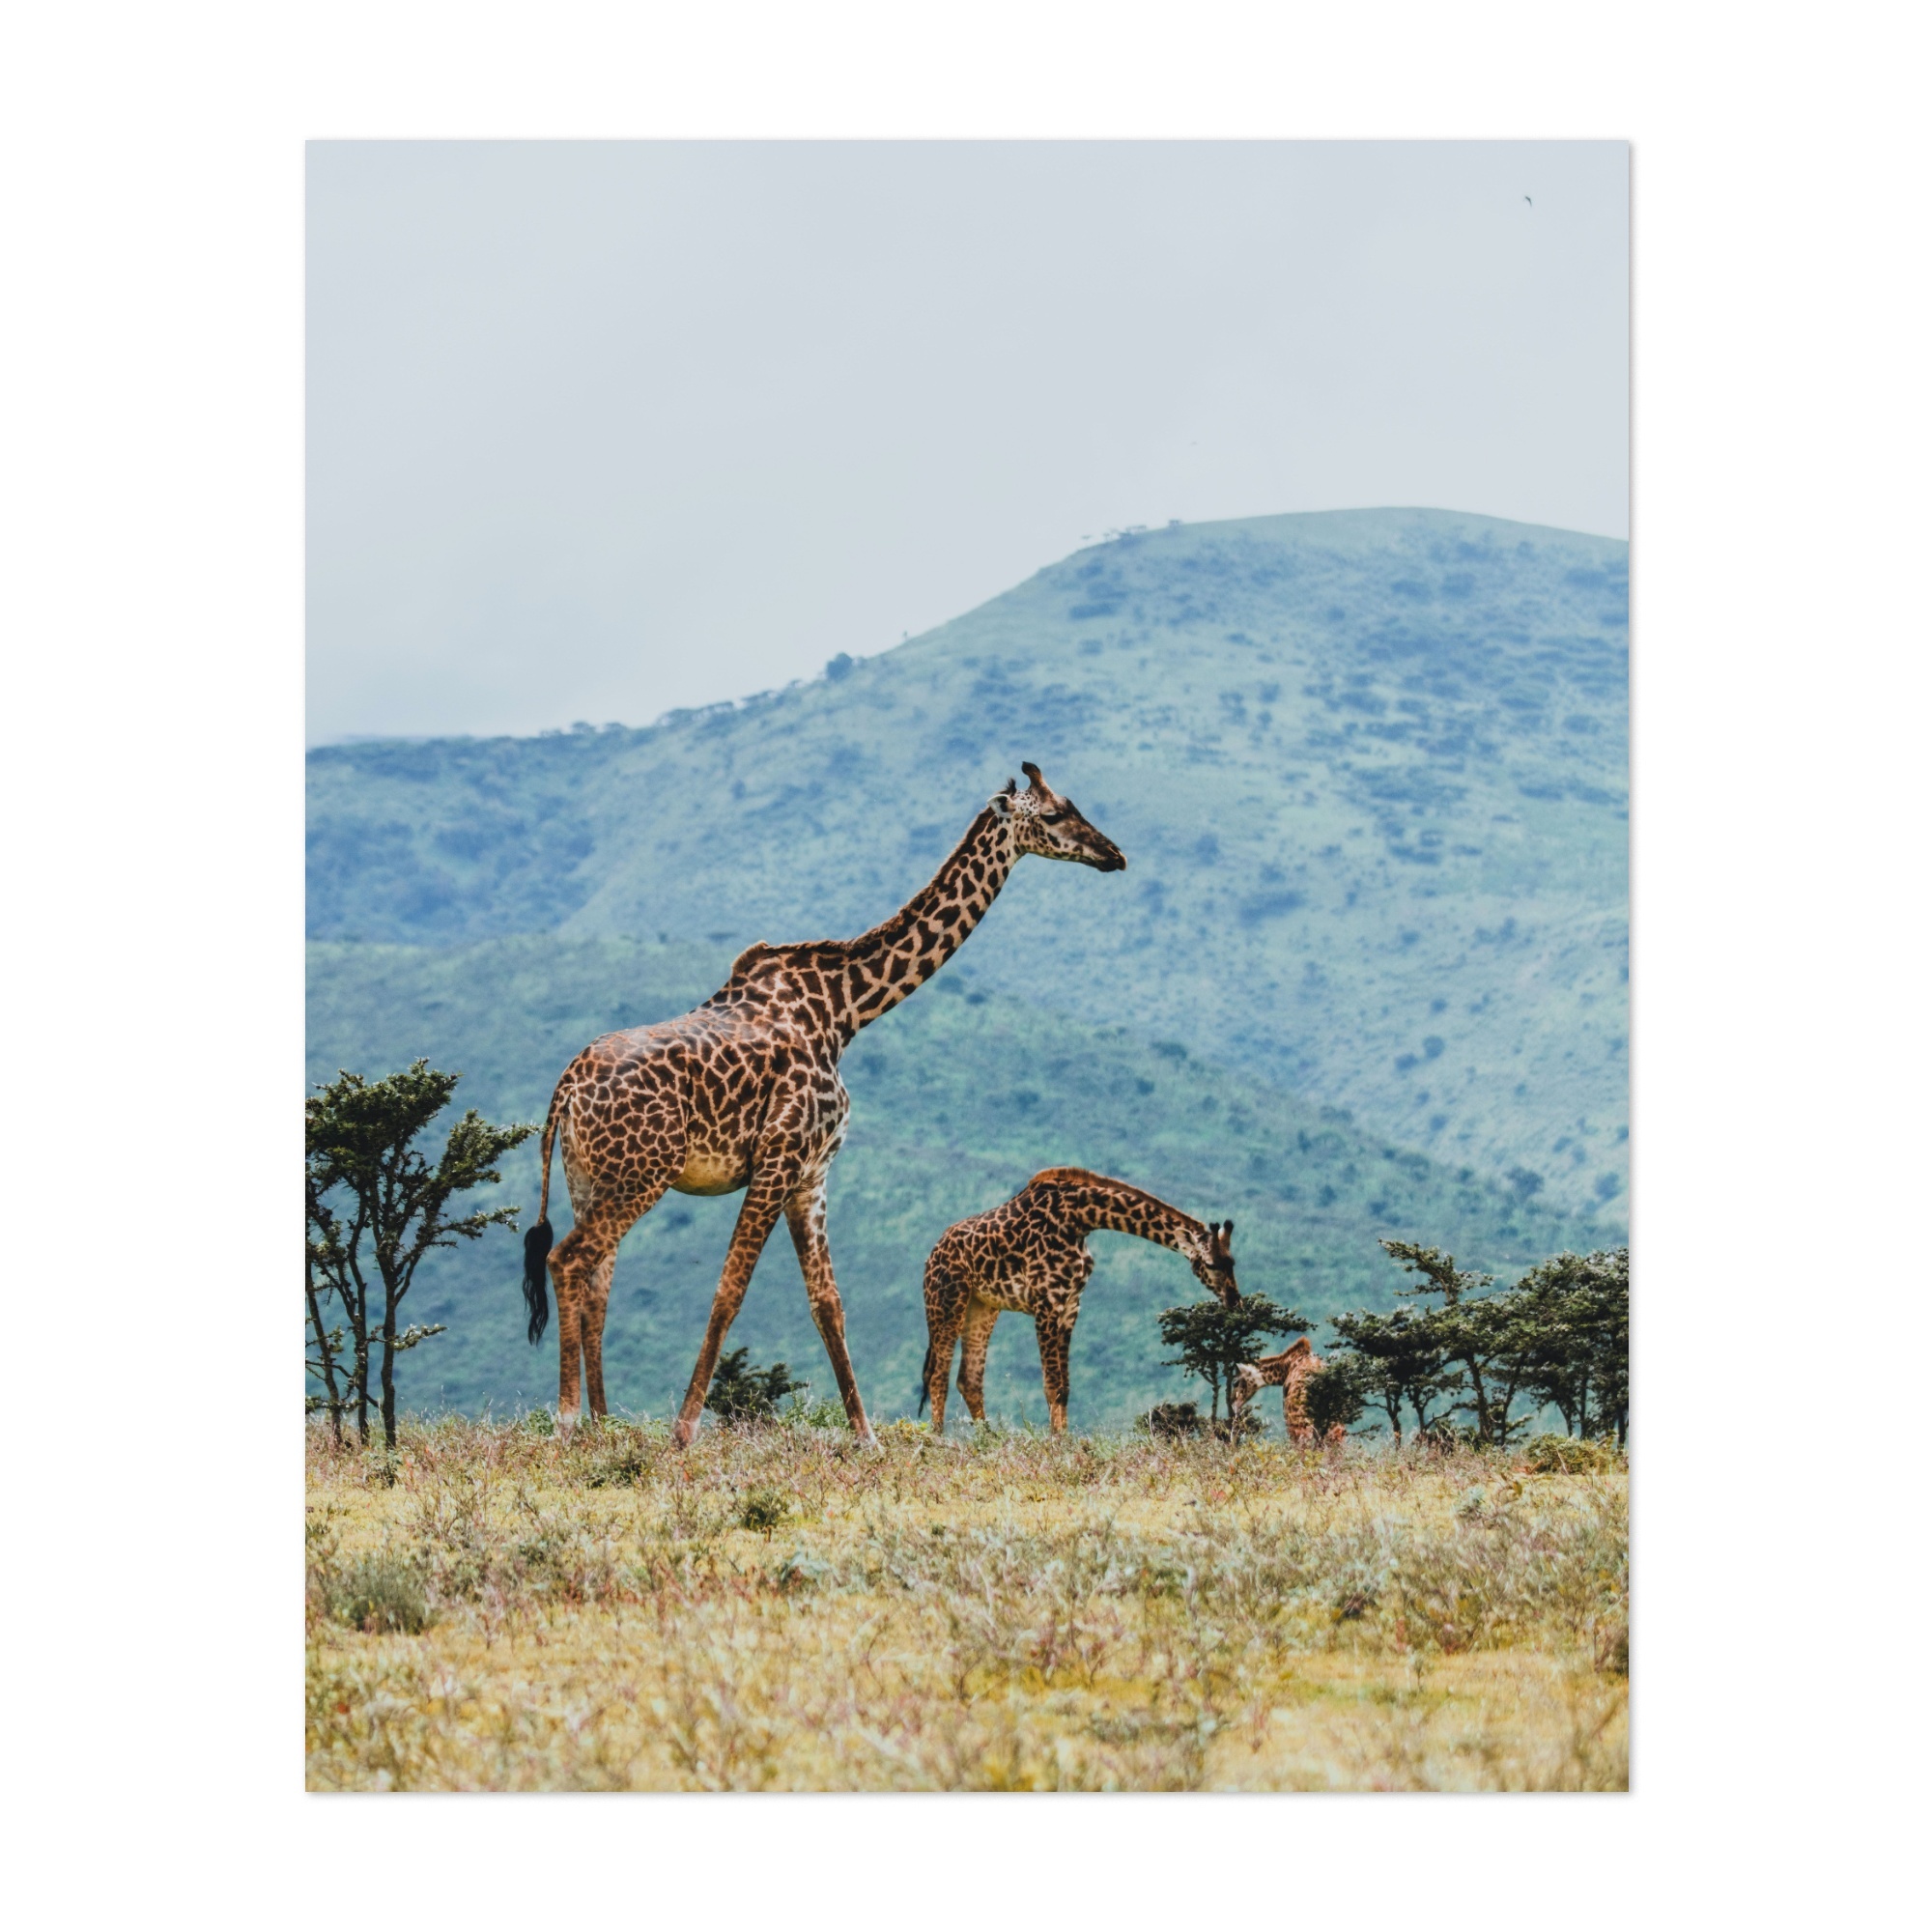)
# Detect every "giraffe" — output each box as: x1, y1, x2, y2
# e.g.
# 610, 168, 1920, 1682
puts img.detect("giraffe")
1231, 1336, 1341, 1443
522, 763, 1126, 1446
919, 1167, 1239, 1435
